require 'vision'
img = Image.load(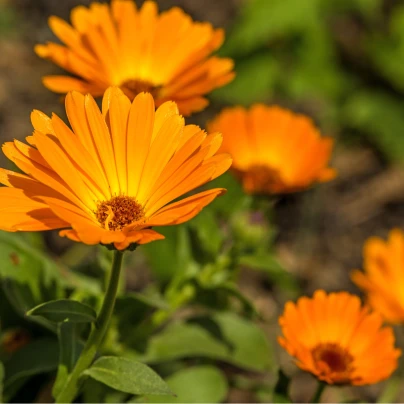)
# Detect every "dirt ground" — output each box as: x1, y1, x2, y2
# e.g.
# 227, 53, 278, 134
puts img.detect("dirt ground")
2, 0, 404, 402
